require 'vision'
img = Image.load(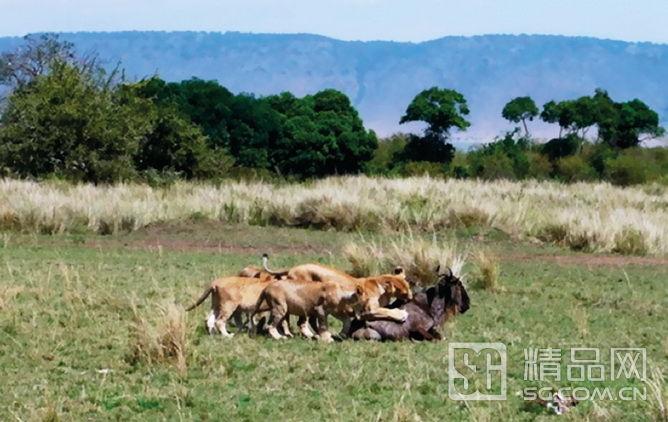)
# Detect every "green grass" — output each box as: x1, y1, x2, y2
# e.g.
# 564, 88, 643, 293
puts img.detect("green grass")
0, 224, 666, 420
